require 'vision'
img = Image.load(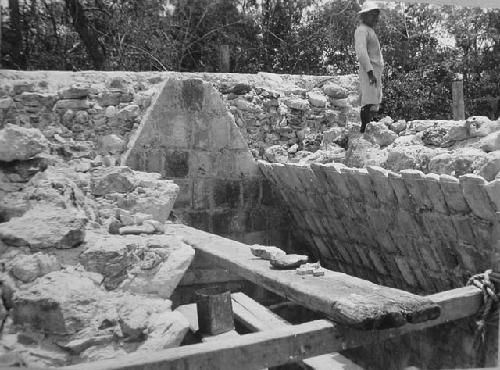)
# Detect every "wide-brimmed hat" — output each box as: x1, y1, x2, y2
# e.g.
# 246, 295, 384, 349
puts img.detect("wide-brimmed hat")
359, 1, 381, 14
